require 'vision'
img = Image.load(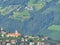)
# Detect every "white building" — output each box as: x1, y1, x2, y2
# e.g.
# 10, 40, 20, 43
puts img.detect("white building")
21, 38, 25, 42
37, 42, 44, 45
29, 42, 35, 45
25, 6, 33, 11
6, 43, 11, 45
11, 40, 16, 44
